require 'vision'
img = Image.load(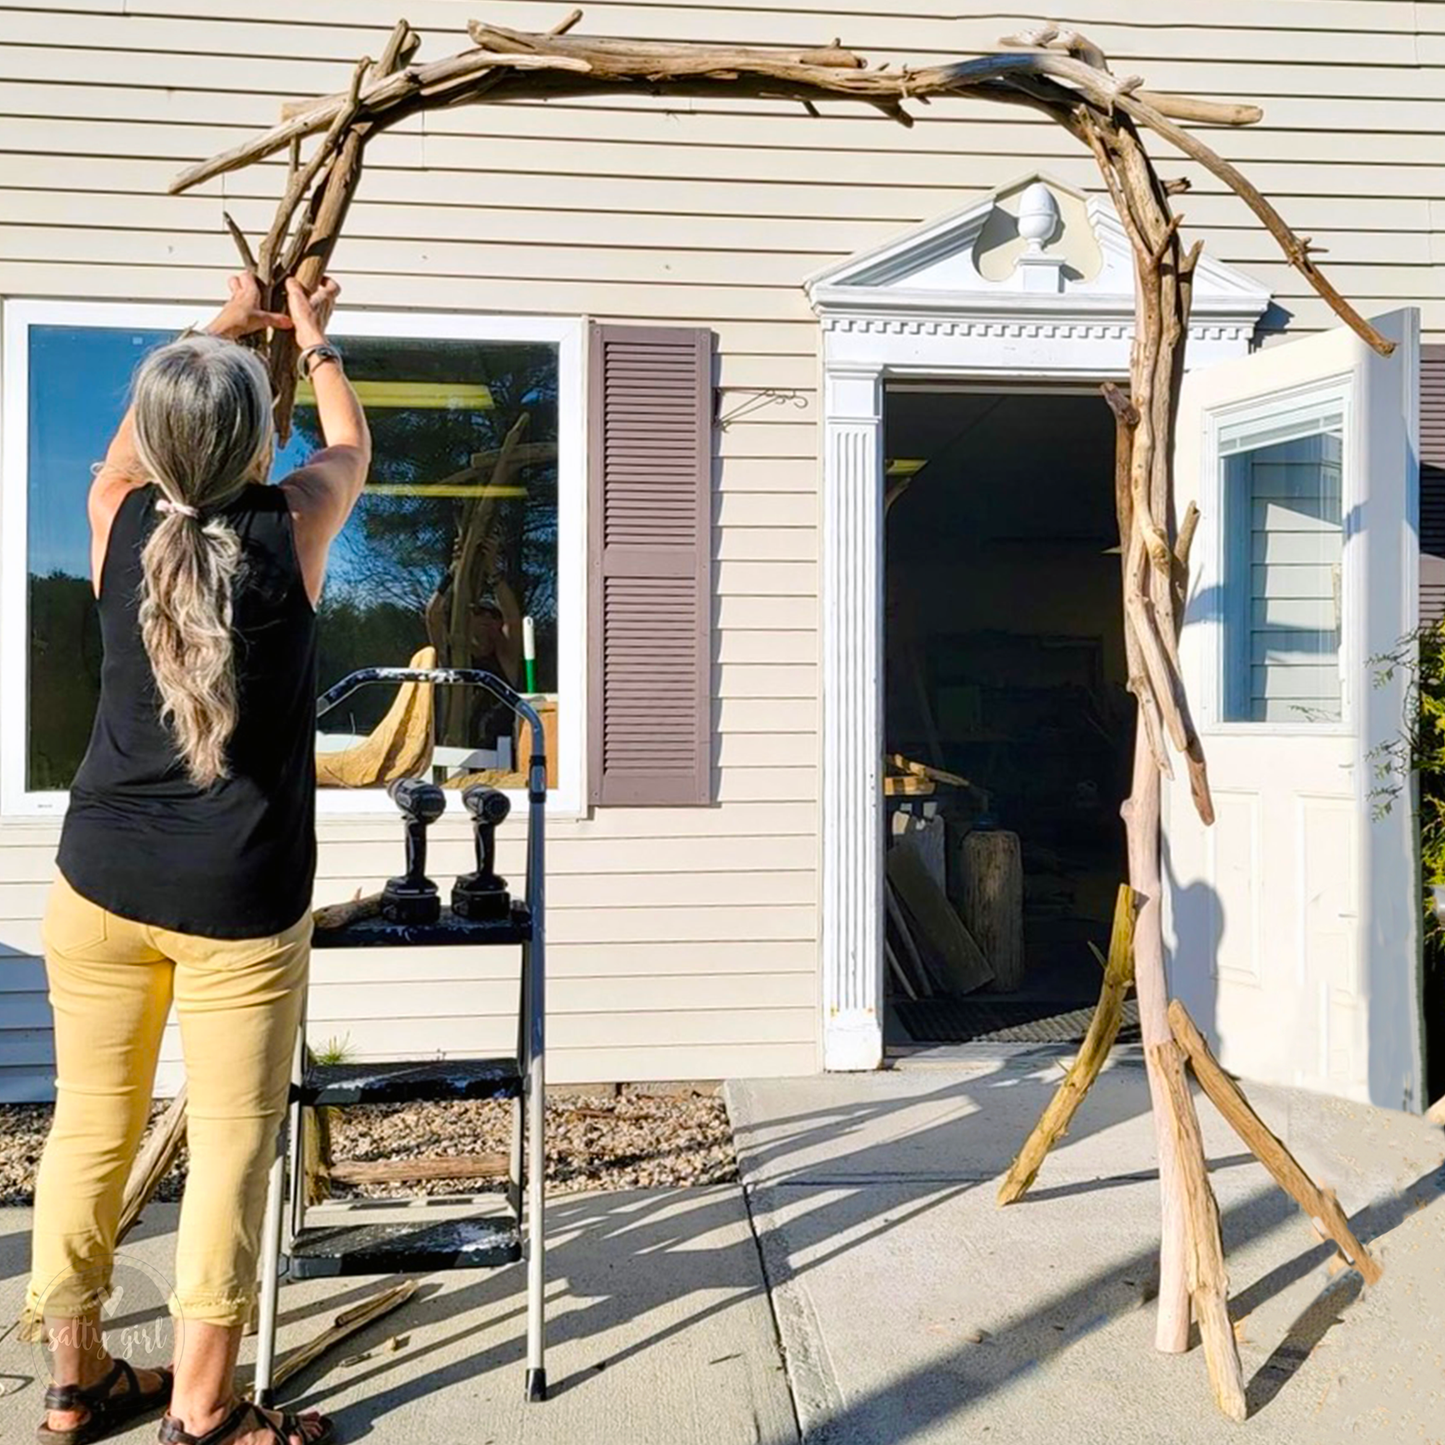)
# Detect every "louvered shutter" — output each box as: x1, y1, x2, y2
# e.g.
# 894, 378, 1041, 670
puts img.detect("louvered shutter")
588, 324, 713, 805
1422, 346, 1445, 624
